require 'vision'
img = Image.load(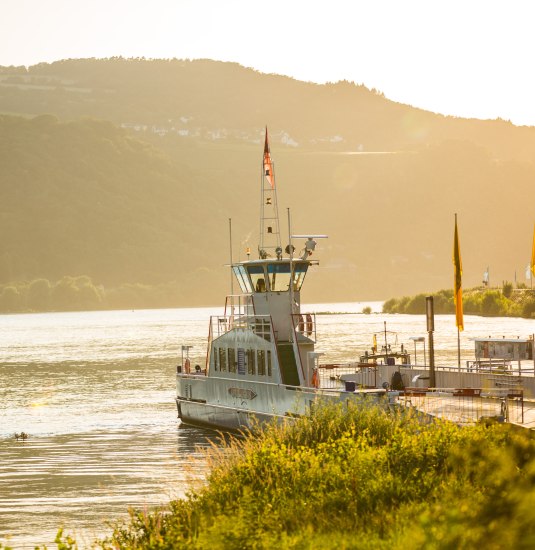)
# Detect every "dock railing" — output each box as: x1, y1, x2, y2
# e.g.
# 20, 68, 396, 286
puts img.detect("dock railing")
397, 387, 525, 425
318, 362, 378, 390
